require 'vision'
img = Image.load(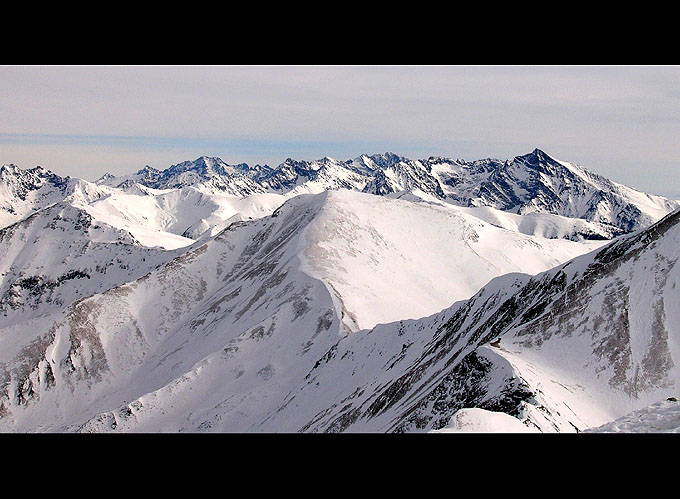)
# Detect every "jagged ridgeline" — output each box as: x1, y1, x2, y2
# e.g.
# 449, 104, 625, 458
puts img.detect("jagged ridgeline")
89, 149, 678, 236
0, 149, 678, 432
